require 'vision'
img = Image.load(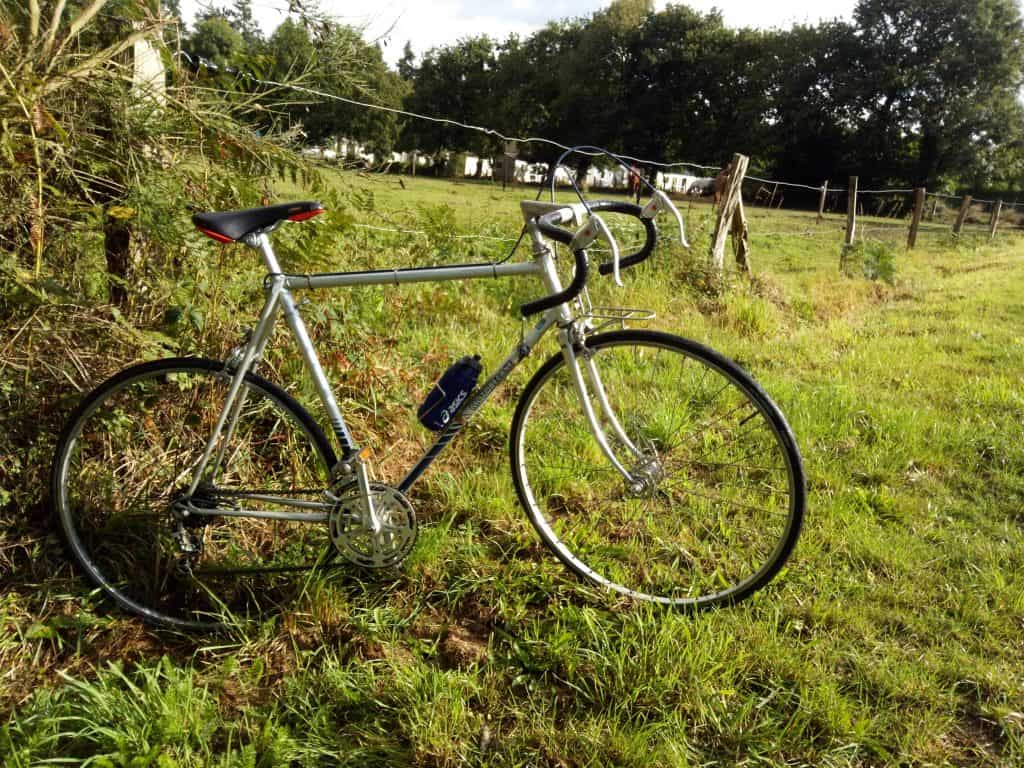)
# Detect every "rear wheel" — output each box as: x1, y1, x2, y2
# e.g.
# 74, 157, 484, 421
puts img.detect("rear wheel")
510, 330, 805, 608
50, 357, 336, 631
